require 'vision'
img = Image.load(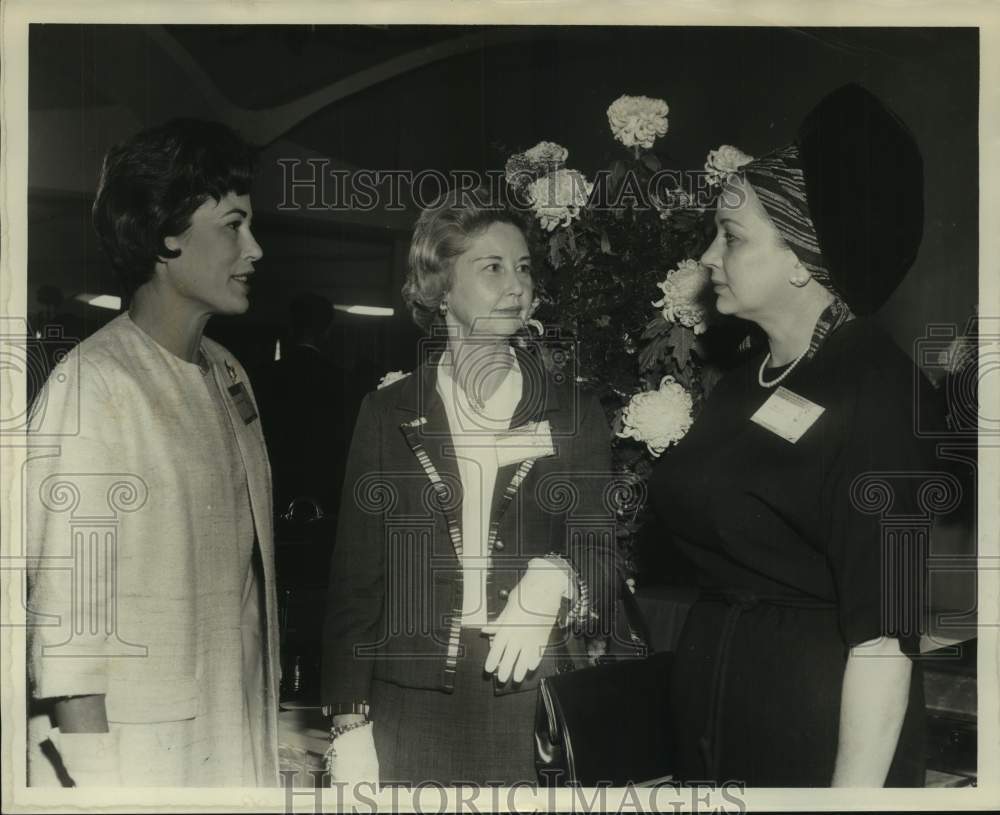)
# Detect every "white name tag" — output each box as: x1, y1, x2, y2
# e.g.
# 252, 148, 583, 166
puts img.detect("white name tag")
750, 386, 825, 444
494, 420, 556, 467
